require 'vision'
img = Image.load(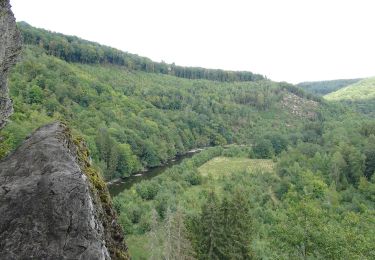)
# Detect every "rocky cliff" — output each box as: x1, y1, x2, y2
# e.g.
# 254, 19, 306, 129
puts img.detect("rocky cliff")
0, 122, 129, 259
0, 1, 129, 259
0, 0, 21, 129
